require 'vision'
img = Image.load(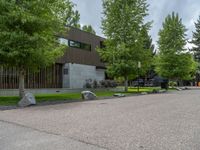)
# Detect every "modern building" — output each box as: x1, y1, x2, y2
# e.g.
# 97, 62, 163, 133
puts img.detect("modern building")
0, 27, 106, 89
